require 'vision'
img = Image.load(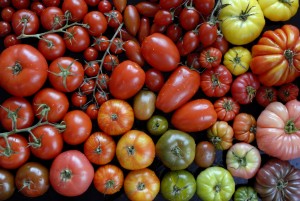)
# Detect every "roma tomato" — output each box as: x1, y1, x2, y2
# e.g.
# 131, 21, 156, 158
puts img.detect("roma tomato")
194, 141, 216, 168
179, 7, 201, 31
0, 44, 48, 97
133, 90, 156, 121
116, 130, 155, 170
214, 96, 240, 122
171, 99, 217, 132
97, 99, 134, 135
194, 0, 215, 16
50, 150, 94, 197
156, 66, 201, 113
207, 121, 234, 150
124, 5, 140, 36
159, 0, 184, 9
0, 169, 15, 201
233, 113, 256, 143
199, 47, 222, 69
123, 40, 145, 67
255, 86, 278, 107
109, 60, 145, 100
135, 2, 160, 17
278, 83, 299, 103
